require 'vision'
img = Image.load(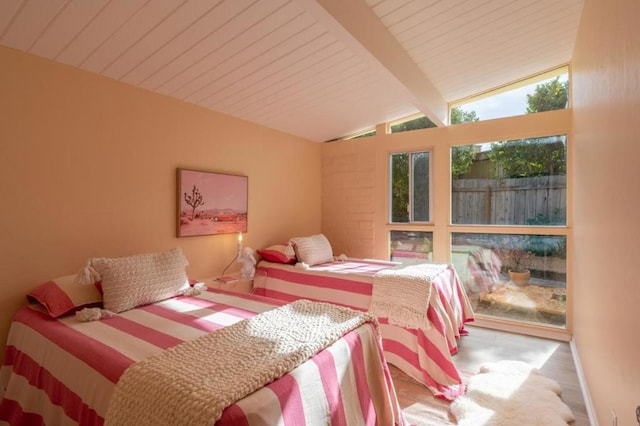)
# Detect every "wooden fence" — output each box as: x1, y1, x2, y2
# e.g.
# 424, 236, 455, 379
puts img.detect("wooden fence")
451, 175, 566, 225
